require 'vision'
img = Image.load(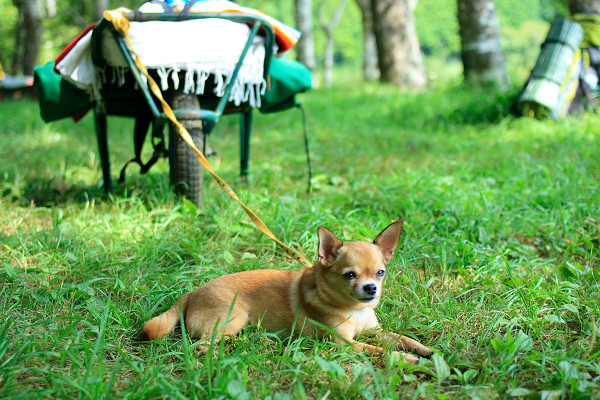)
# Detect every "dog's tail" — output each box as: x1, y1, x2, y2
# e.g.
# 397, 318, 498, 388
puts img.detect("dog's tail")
143, 293, 190, 340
